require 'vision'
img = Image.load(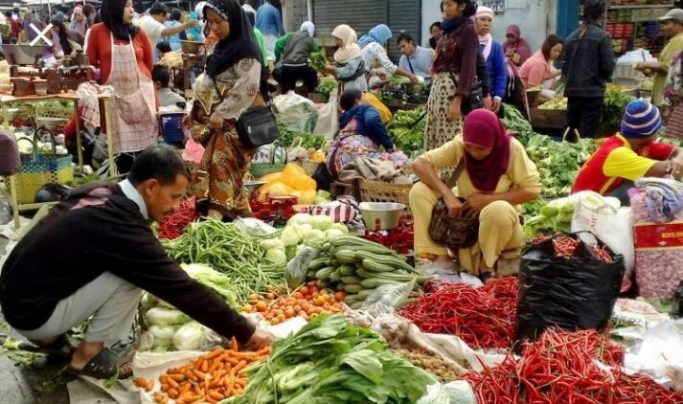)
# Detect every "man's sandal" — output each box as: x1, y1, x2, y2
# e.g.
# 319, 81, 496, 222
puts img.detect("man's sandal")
68, 348, 133, 380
